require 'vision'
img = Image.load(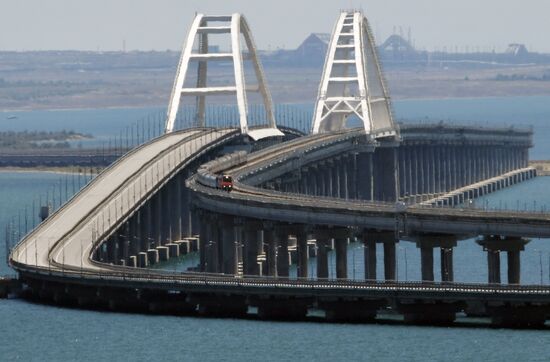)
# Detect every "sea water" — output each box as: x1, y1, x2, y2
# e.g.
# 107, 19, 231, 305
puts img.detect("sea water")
1, 97, 550, 361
